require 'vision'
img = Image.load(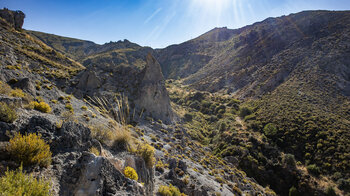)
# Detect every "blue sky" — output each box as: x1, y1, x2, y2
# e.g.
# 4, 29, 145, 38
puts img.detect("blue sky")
1, 0, 350, 48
